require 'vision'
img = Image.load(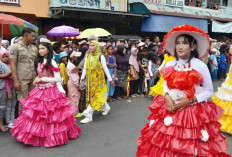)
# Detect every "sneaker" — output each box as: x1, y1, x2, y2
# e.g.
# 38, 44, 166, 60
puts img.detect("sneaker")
80, 118, 93, 124
131, 95, 136, 98
7, 122, 14, 129
75, 113, 83, 118
102, 108, 111, 116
